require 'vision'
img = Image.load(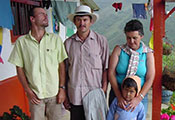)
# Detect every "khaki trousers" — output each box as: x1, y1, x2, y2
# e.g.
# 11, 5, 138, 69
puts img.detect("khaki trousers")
29, 96, 69, 120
